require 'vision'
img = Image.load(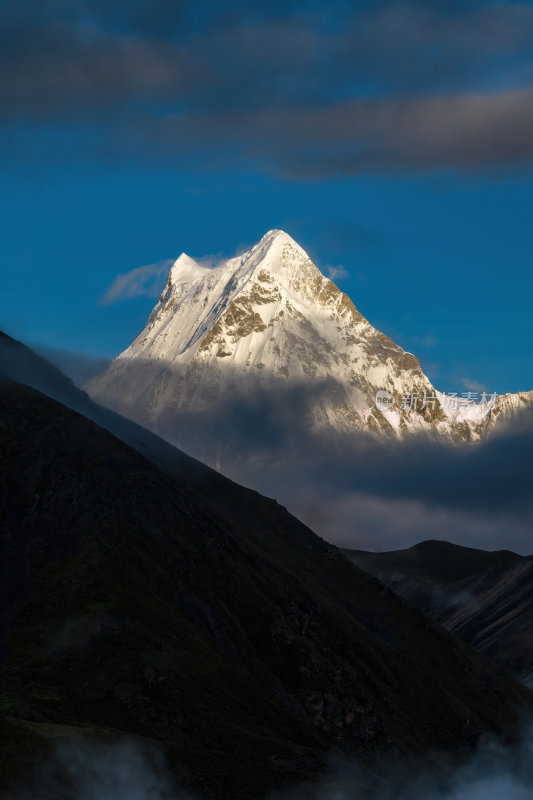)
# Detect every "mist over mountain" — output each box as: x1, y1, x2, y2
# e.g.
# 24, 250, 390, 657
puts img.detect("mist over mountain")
3, 317, 532, 557
32, 344, 112, 388
79, 231, 533, 555
4, 1, 533, 797
86, 230, 533, 462
346, 540, 533, 689
10, 727, 533, 800
3, 371, 532, 798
